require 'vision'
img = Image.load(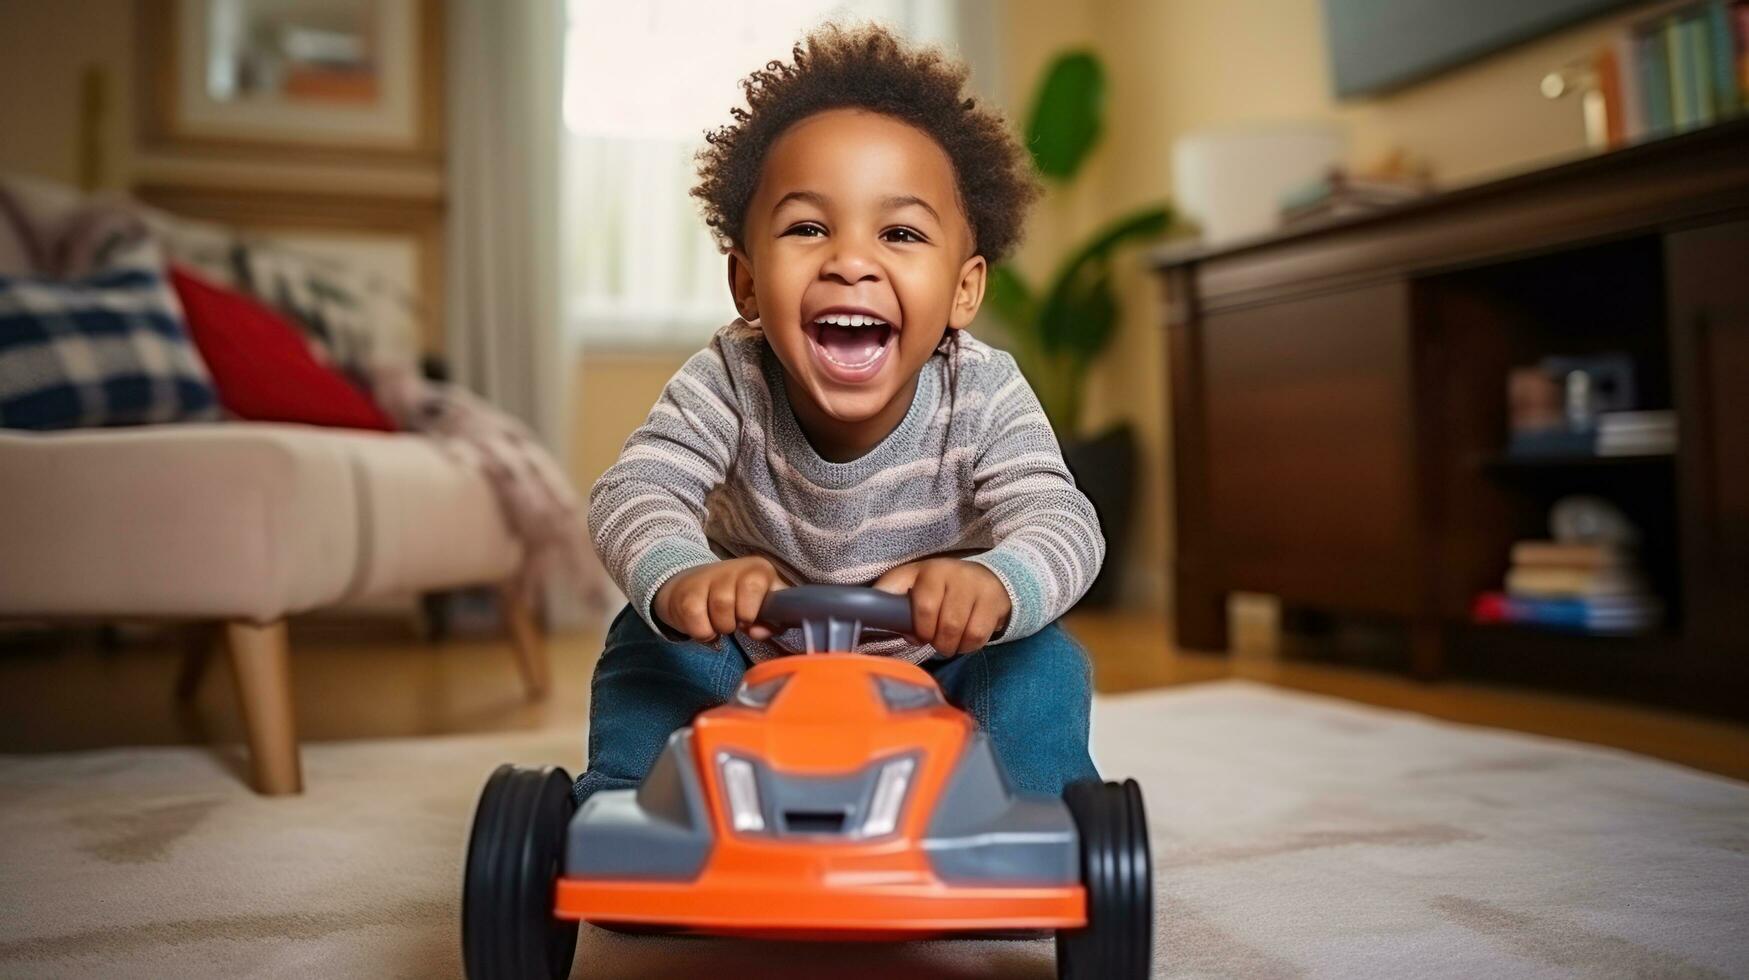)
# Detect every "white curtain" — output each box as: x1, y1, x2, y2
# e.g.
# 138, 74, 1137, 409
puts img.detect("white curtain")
445, 0, 569, 452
